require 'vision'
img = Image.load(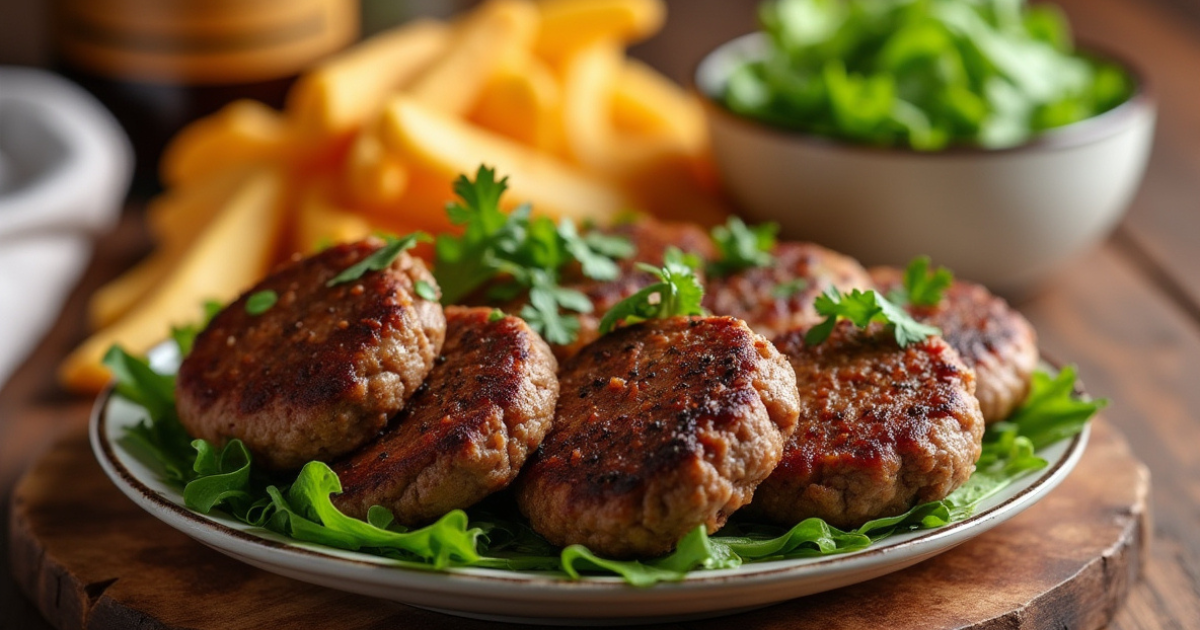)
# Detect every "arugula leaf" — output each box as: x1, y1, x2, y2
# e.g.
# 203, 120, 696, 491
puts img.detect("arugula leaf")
432, 166, 630, 344
184, 440, 253, 513
598, 248, 706, 334
805, 287, 941, 347
245, 290, 278, 315
327, 232, 430, 287
104, 346, 194, 482
894, 256, 954, 307
170, 300, 223, 358
708, 217, 778, 276
726, 0, 1135, 149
